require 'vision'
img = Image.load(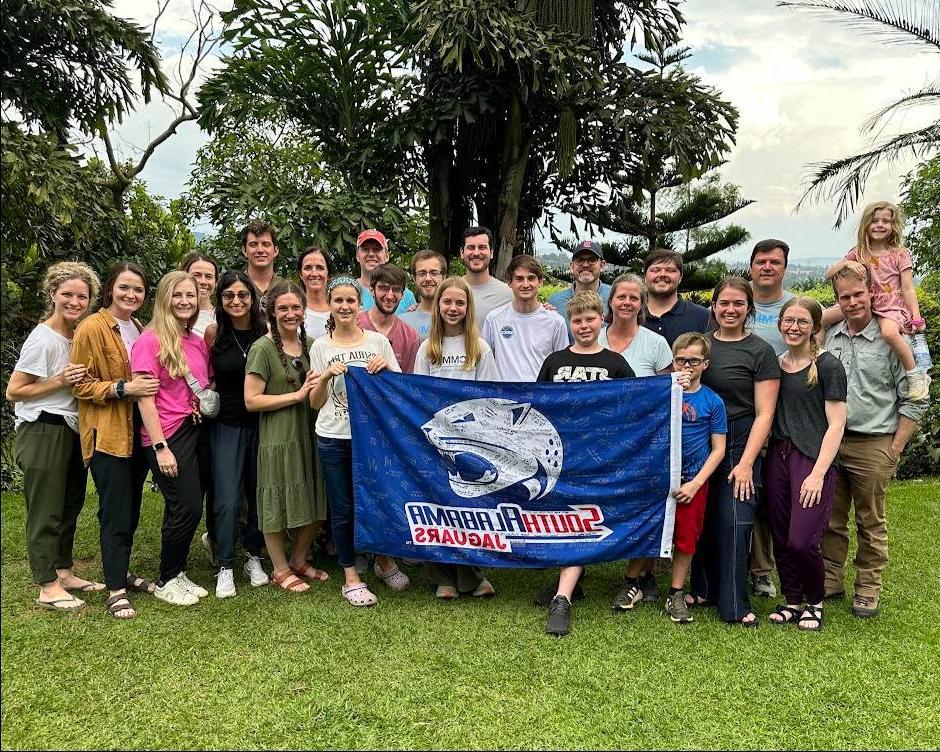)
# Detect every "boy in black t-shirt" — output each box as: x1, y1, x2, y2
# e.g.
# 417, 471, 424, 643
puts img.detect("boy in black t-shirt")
537, 292, 635, 636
